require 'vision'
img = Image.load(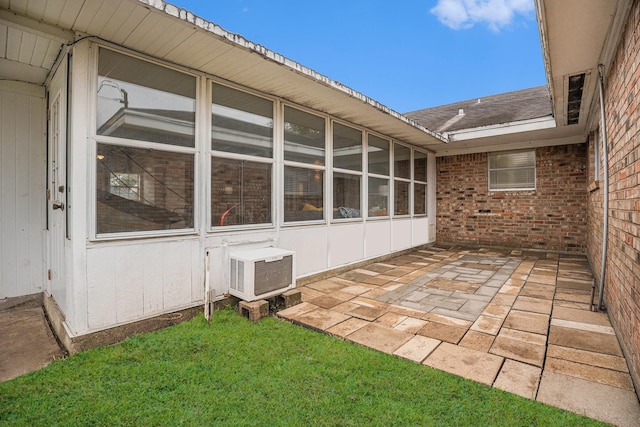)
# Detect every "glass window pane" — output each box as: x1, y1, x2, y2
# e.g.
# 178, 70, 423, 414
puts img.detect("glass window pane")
368, 177, 389, 217
394, 143, 411, 179
394, 180, 410, 216
414, 183, 427, 215
333, 172, 361, 219
414, 151, 428, 182
284, 166, 324, 222
489, 168, 535, 190
212, 83, 273, 157
211, 158, 272, 227
97, 49, 196, 147
333, 122, 362, 171
96, 144, 194, 233
284, 106, 325, 164
368, 134, 389, 176
489, 150, 535, 169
